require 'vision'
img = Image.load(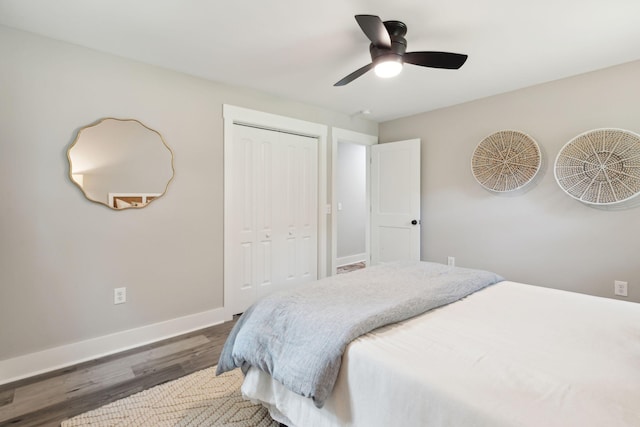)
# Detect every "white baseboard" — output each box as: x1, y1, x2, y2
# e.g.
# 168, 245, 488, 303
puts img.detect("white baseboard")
337, 253, 367, 267
0, 307, 232, 386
